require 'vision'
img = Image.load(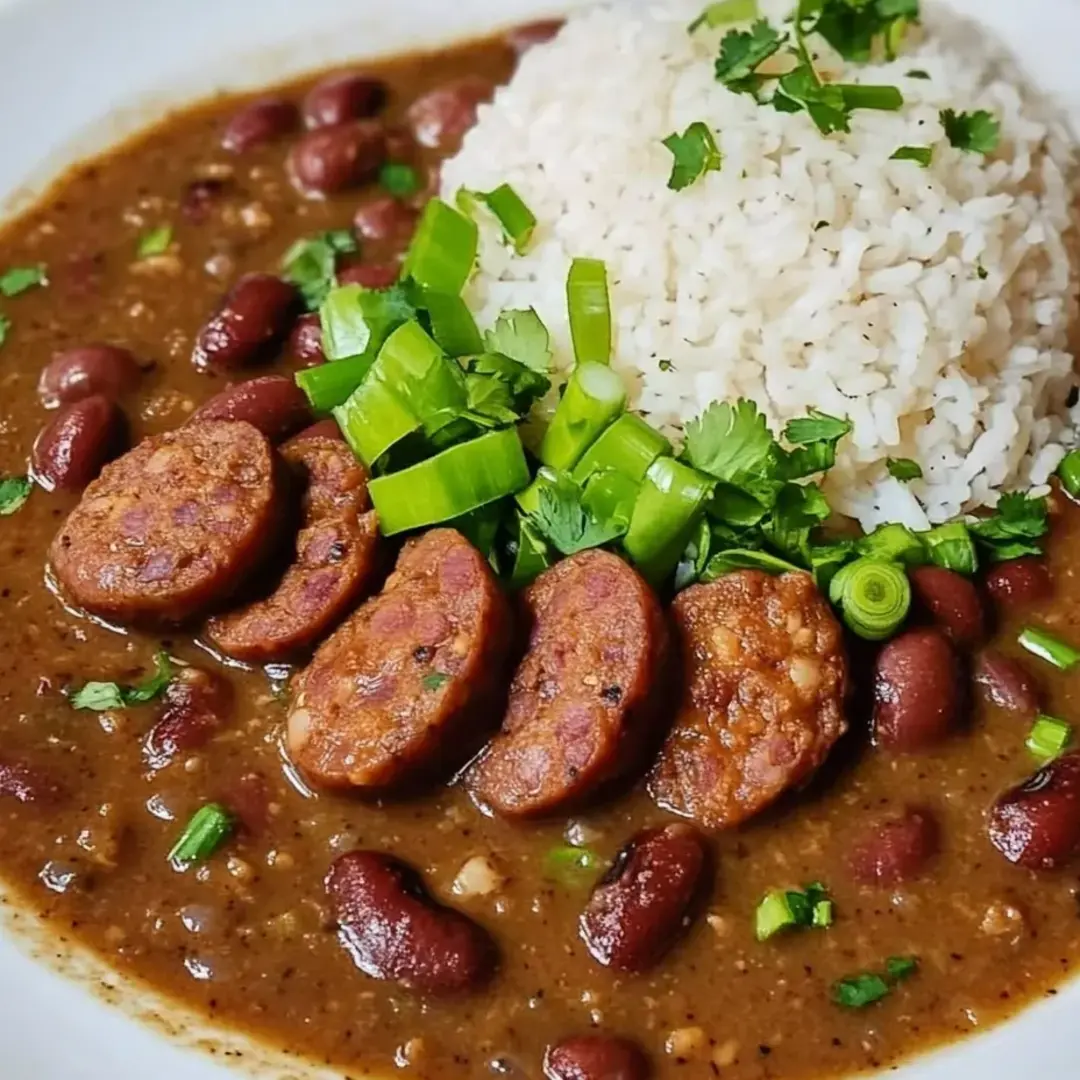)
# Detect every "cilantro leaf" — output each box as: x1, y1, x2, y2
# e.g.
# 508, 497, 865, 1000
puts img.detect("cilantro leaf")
530, 475, 627, 556
714, 20, 786, 86
283, 229, 359, 310
813, 0, 918, 64
887, 457, 923, 481
137, 225, 174, 259
462, 373, 521, 428
775, 66, 851, 134
0, 475, 32, 516
463, 352, 551, 413
379, 163, 420, 198
761, 481, 831, 565
784, 410, 852, 447
483, 308, 552, 372
890, 145, 933, 167
70, 652, 173, 712
832, 972, 891, 1009
689, 0, 759, 33
941, 109, 1000, 154
685, 399, 781, 494
0, 264, 47, 297
968, 492, 1048, 561
662, 122, 724, 192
